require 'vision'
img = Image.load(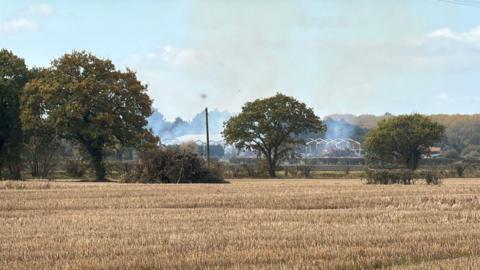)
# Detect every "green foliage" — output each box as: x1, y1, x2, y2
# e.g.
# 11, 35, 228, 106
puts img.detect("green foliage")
223, 93, 325, 177
364, 114, 445, 170
124, 147, 225, 183
21, 51, 154, 181
0, 49, 29, 179
443, 149, 460, 159
461, 145, 480, 160
441, 120, 480, 153
464, 151, 480, 161
21, 68, 61, 178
